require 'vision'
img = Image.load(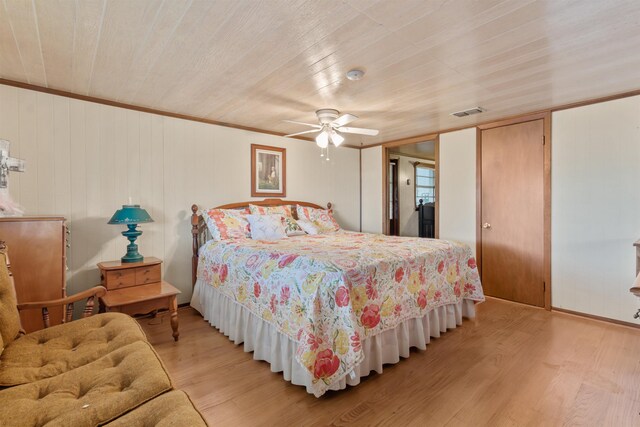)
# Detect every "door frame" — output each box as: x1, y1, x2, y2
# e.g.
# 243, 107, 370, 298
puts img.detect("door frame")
382, 133, 440, 236
476, 112, 551, 310
389, 158, 400, 236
